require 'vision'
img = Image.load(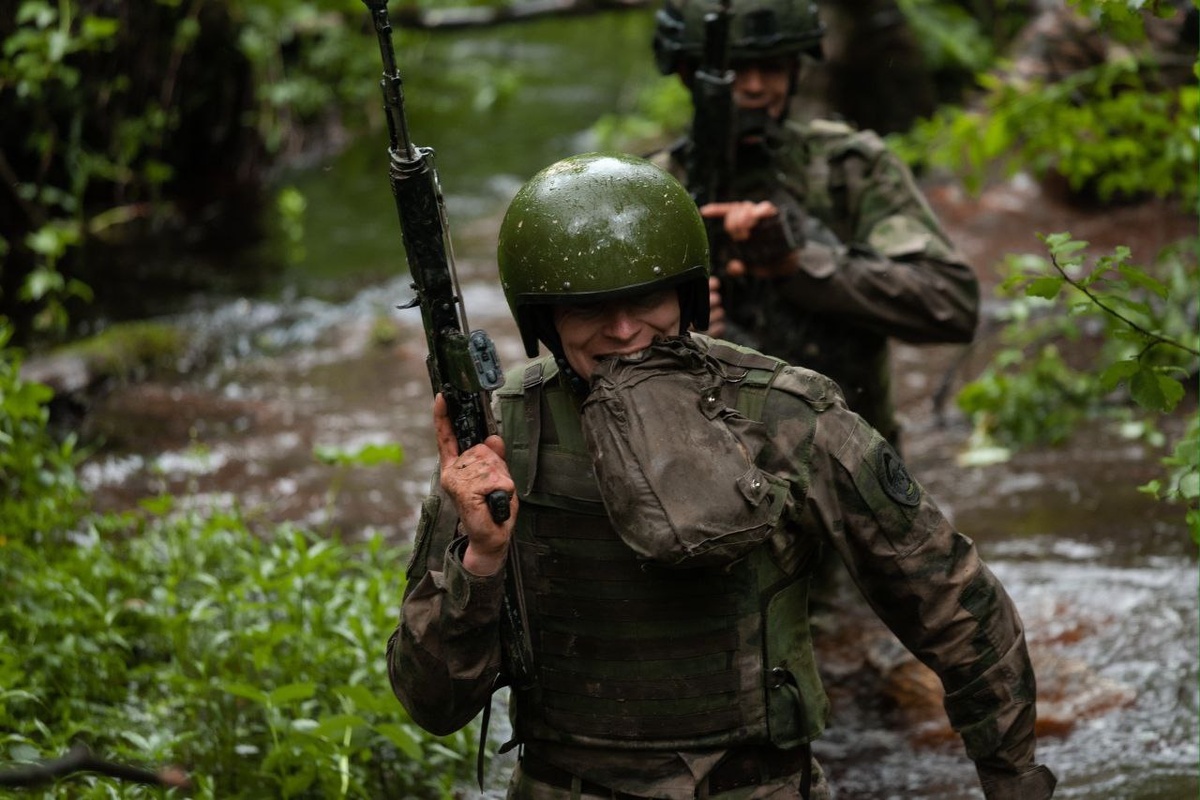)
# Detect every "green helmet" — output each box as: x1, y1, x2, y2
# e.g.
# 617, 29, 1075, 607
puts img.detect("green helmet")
652, 0, 824, 75
498, 152, 710, 358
